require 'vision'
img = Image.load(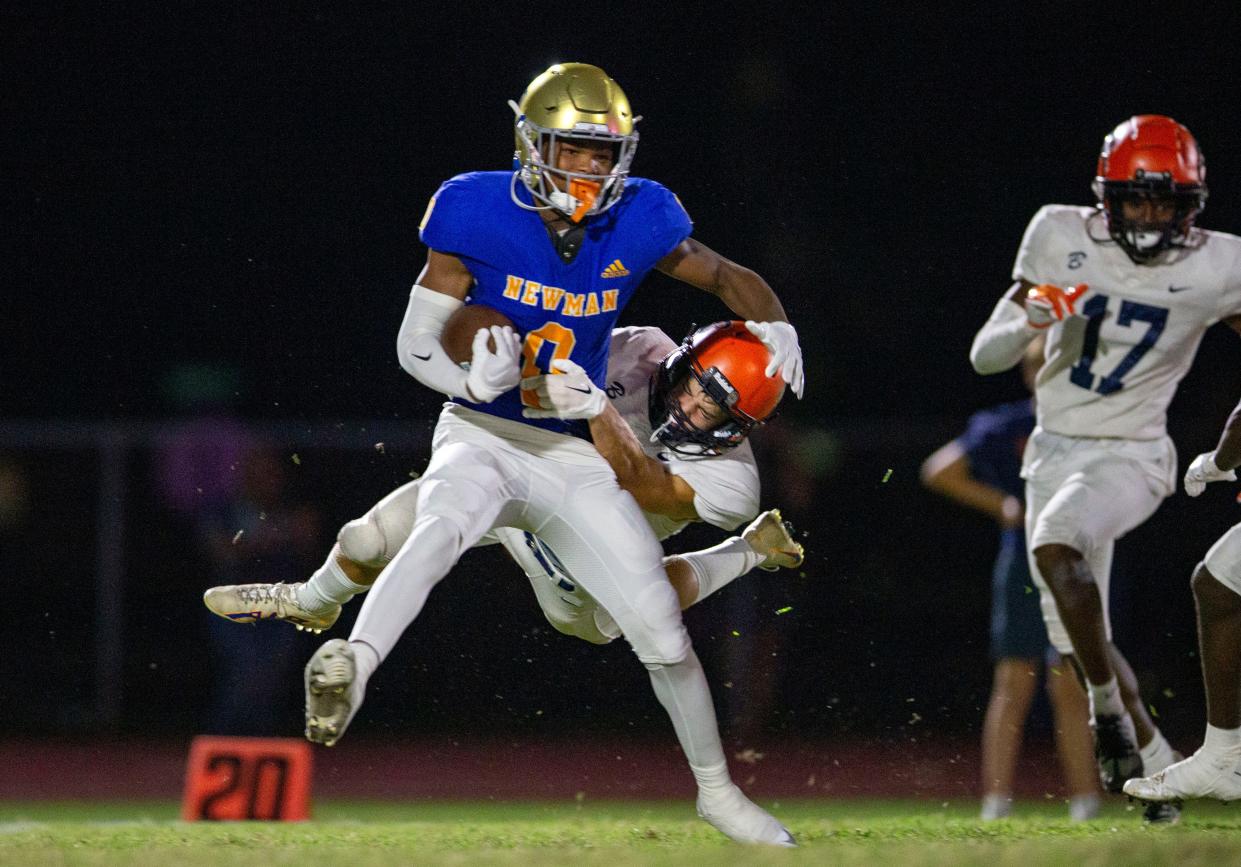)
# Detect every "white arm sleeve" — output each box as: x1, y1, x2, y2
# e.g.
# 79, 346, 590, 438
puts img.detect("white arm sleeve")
969, 297, 1040, 375
396, 284, 472, 399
